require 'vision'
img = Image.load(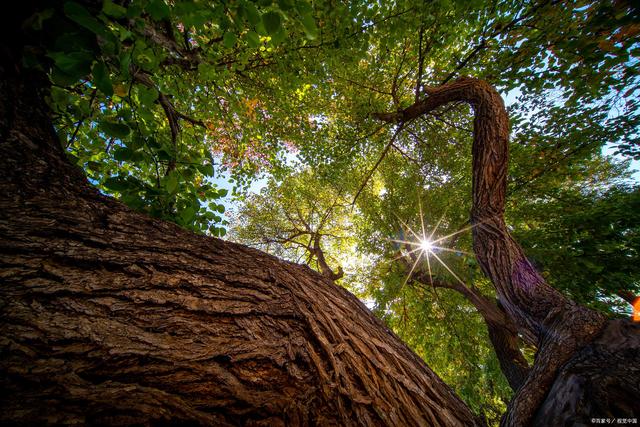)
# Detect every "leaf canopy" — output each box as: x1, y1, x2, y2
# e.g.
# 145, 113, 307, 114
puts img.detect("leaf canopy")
25, 0, 640, 422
